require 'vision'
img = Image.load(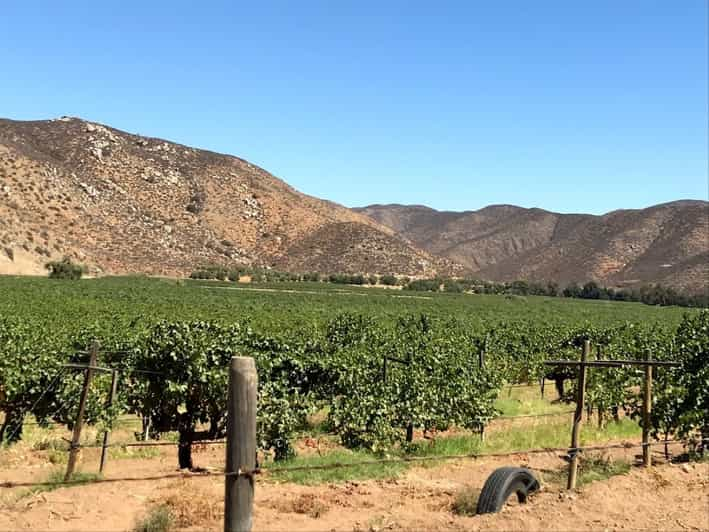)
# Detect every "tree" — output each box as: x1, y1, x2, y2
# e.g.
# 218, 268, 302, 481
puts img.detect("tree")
563, 283, 582, 298
580, 281, 602, 300
45, 258, 86, 280
380, 275, 397, 286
